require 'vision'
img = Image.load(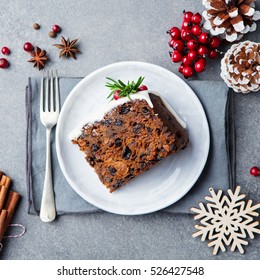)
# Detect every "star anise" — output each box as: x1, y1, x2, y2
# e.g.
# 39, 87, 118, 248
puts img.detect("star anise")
27, 47, 48, 71
28, 47, 48, 71
53, 36, 80, 59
